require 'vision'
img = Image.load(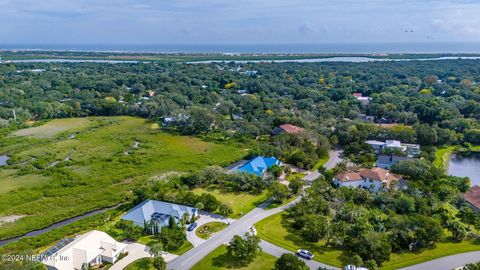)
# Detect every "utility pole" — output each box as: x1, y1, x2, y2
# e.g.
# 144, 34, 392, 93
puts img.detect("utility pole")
12, 109, 16, 120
